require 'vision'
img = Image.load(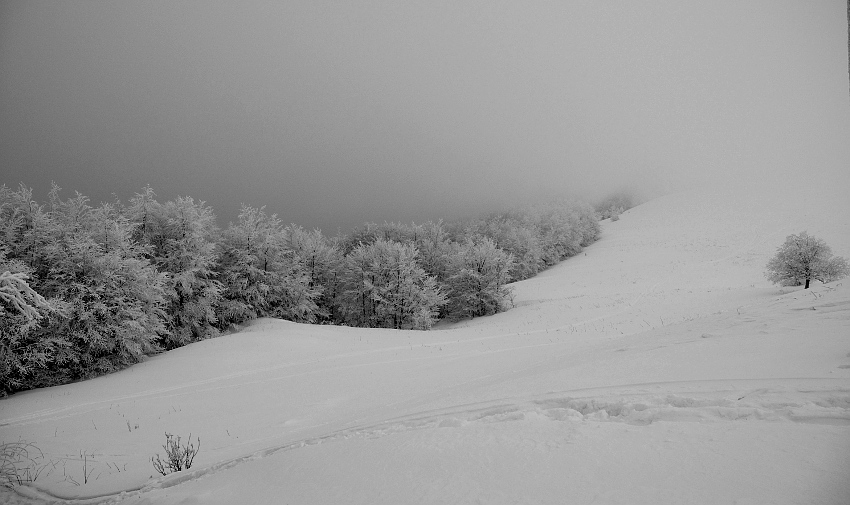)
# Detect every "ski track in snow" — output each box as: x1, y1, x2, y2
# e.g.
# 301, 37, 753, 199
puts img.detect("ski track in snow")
6, 378, 849, 504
